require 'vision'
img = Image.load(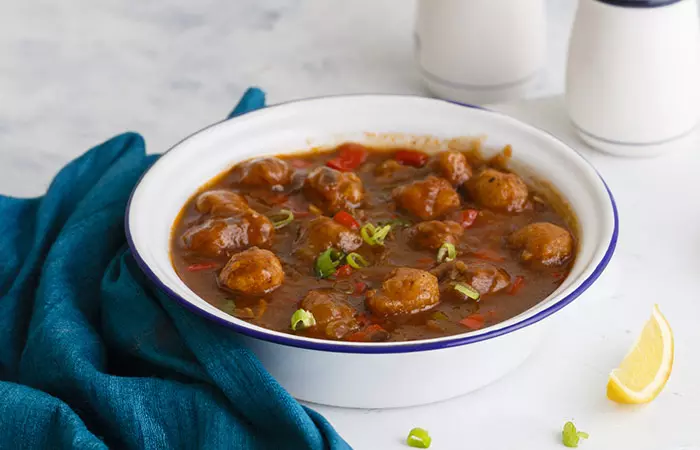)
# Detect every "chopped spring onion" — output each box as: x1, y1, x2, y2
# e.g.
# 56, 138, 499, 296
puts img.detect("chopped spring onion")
432, 311, 449, 321
379, 218, 412, 229
562, 421, 589, 448
290, 309, 316, 331
360, 223, 392, 246
406, 427, 432, 448
360, 224, 375, 245
346, 252, 369, 269
454, 283, 480, 301
315, 248, 344, 279
269, 209, 294, 229
437, 242, 457, 263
